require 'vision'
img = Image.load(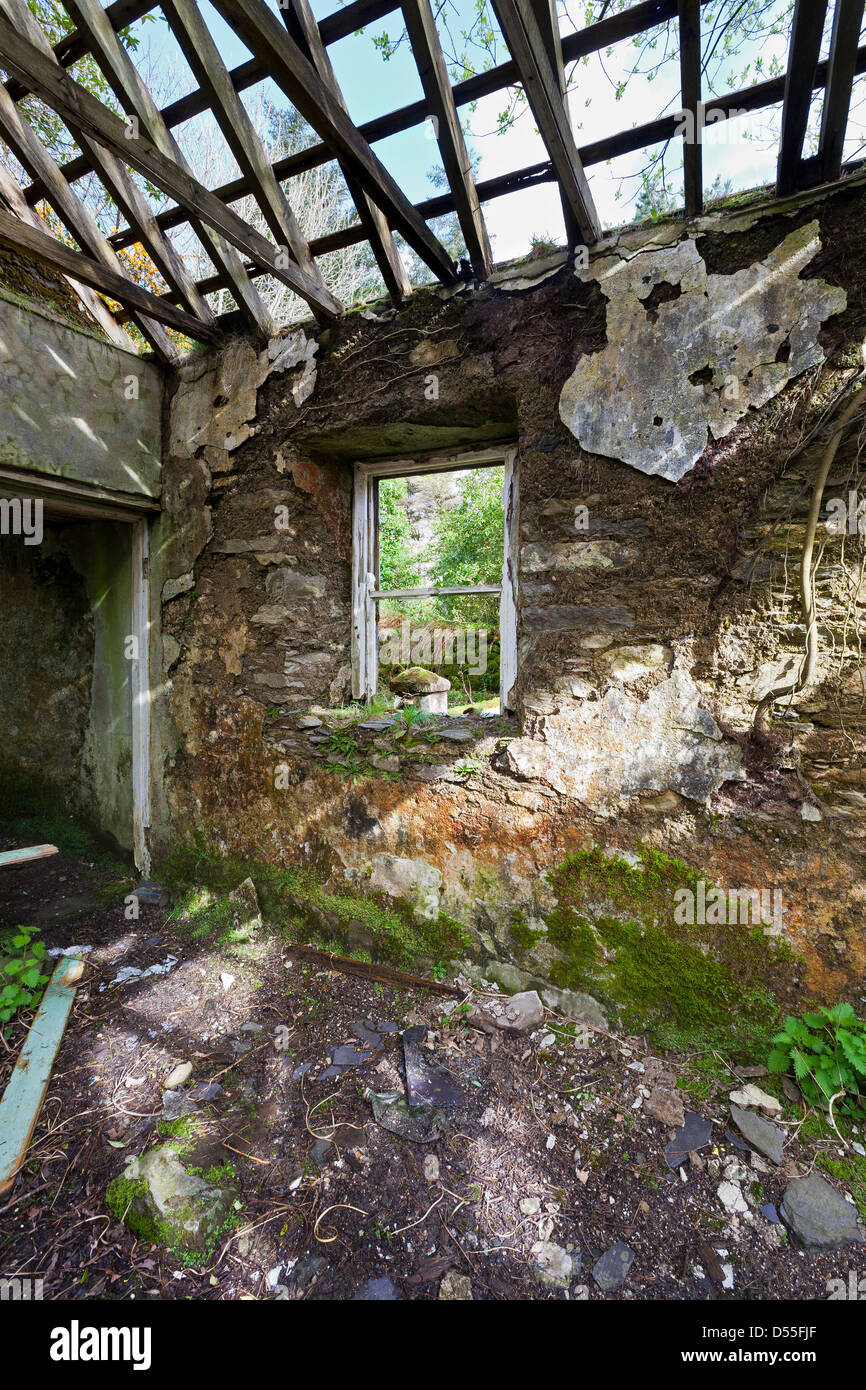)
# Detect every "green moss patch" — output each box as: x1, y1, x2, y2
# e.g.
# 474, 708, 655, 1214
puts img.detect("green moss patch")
543, 846, 801, 1058
160, 841, 470, 970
